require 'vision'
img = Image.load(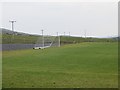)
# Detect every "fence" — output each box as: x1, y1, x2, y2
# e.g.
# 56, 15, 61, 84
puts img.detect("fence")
1, 44, 35, 51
